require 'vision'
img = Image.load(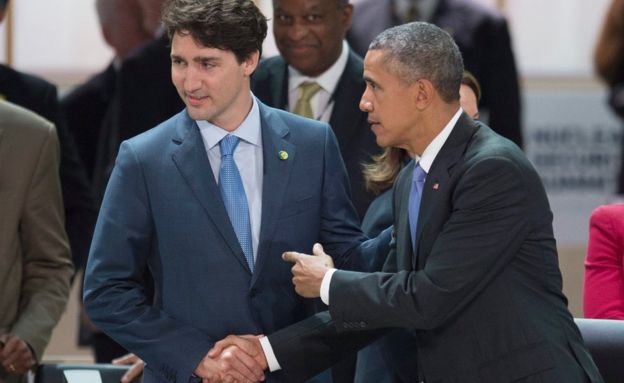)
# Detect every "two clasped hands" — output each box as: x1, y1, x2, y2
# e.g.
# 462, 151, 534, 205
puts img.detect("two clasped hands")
115, 244, 334, 383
